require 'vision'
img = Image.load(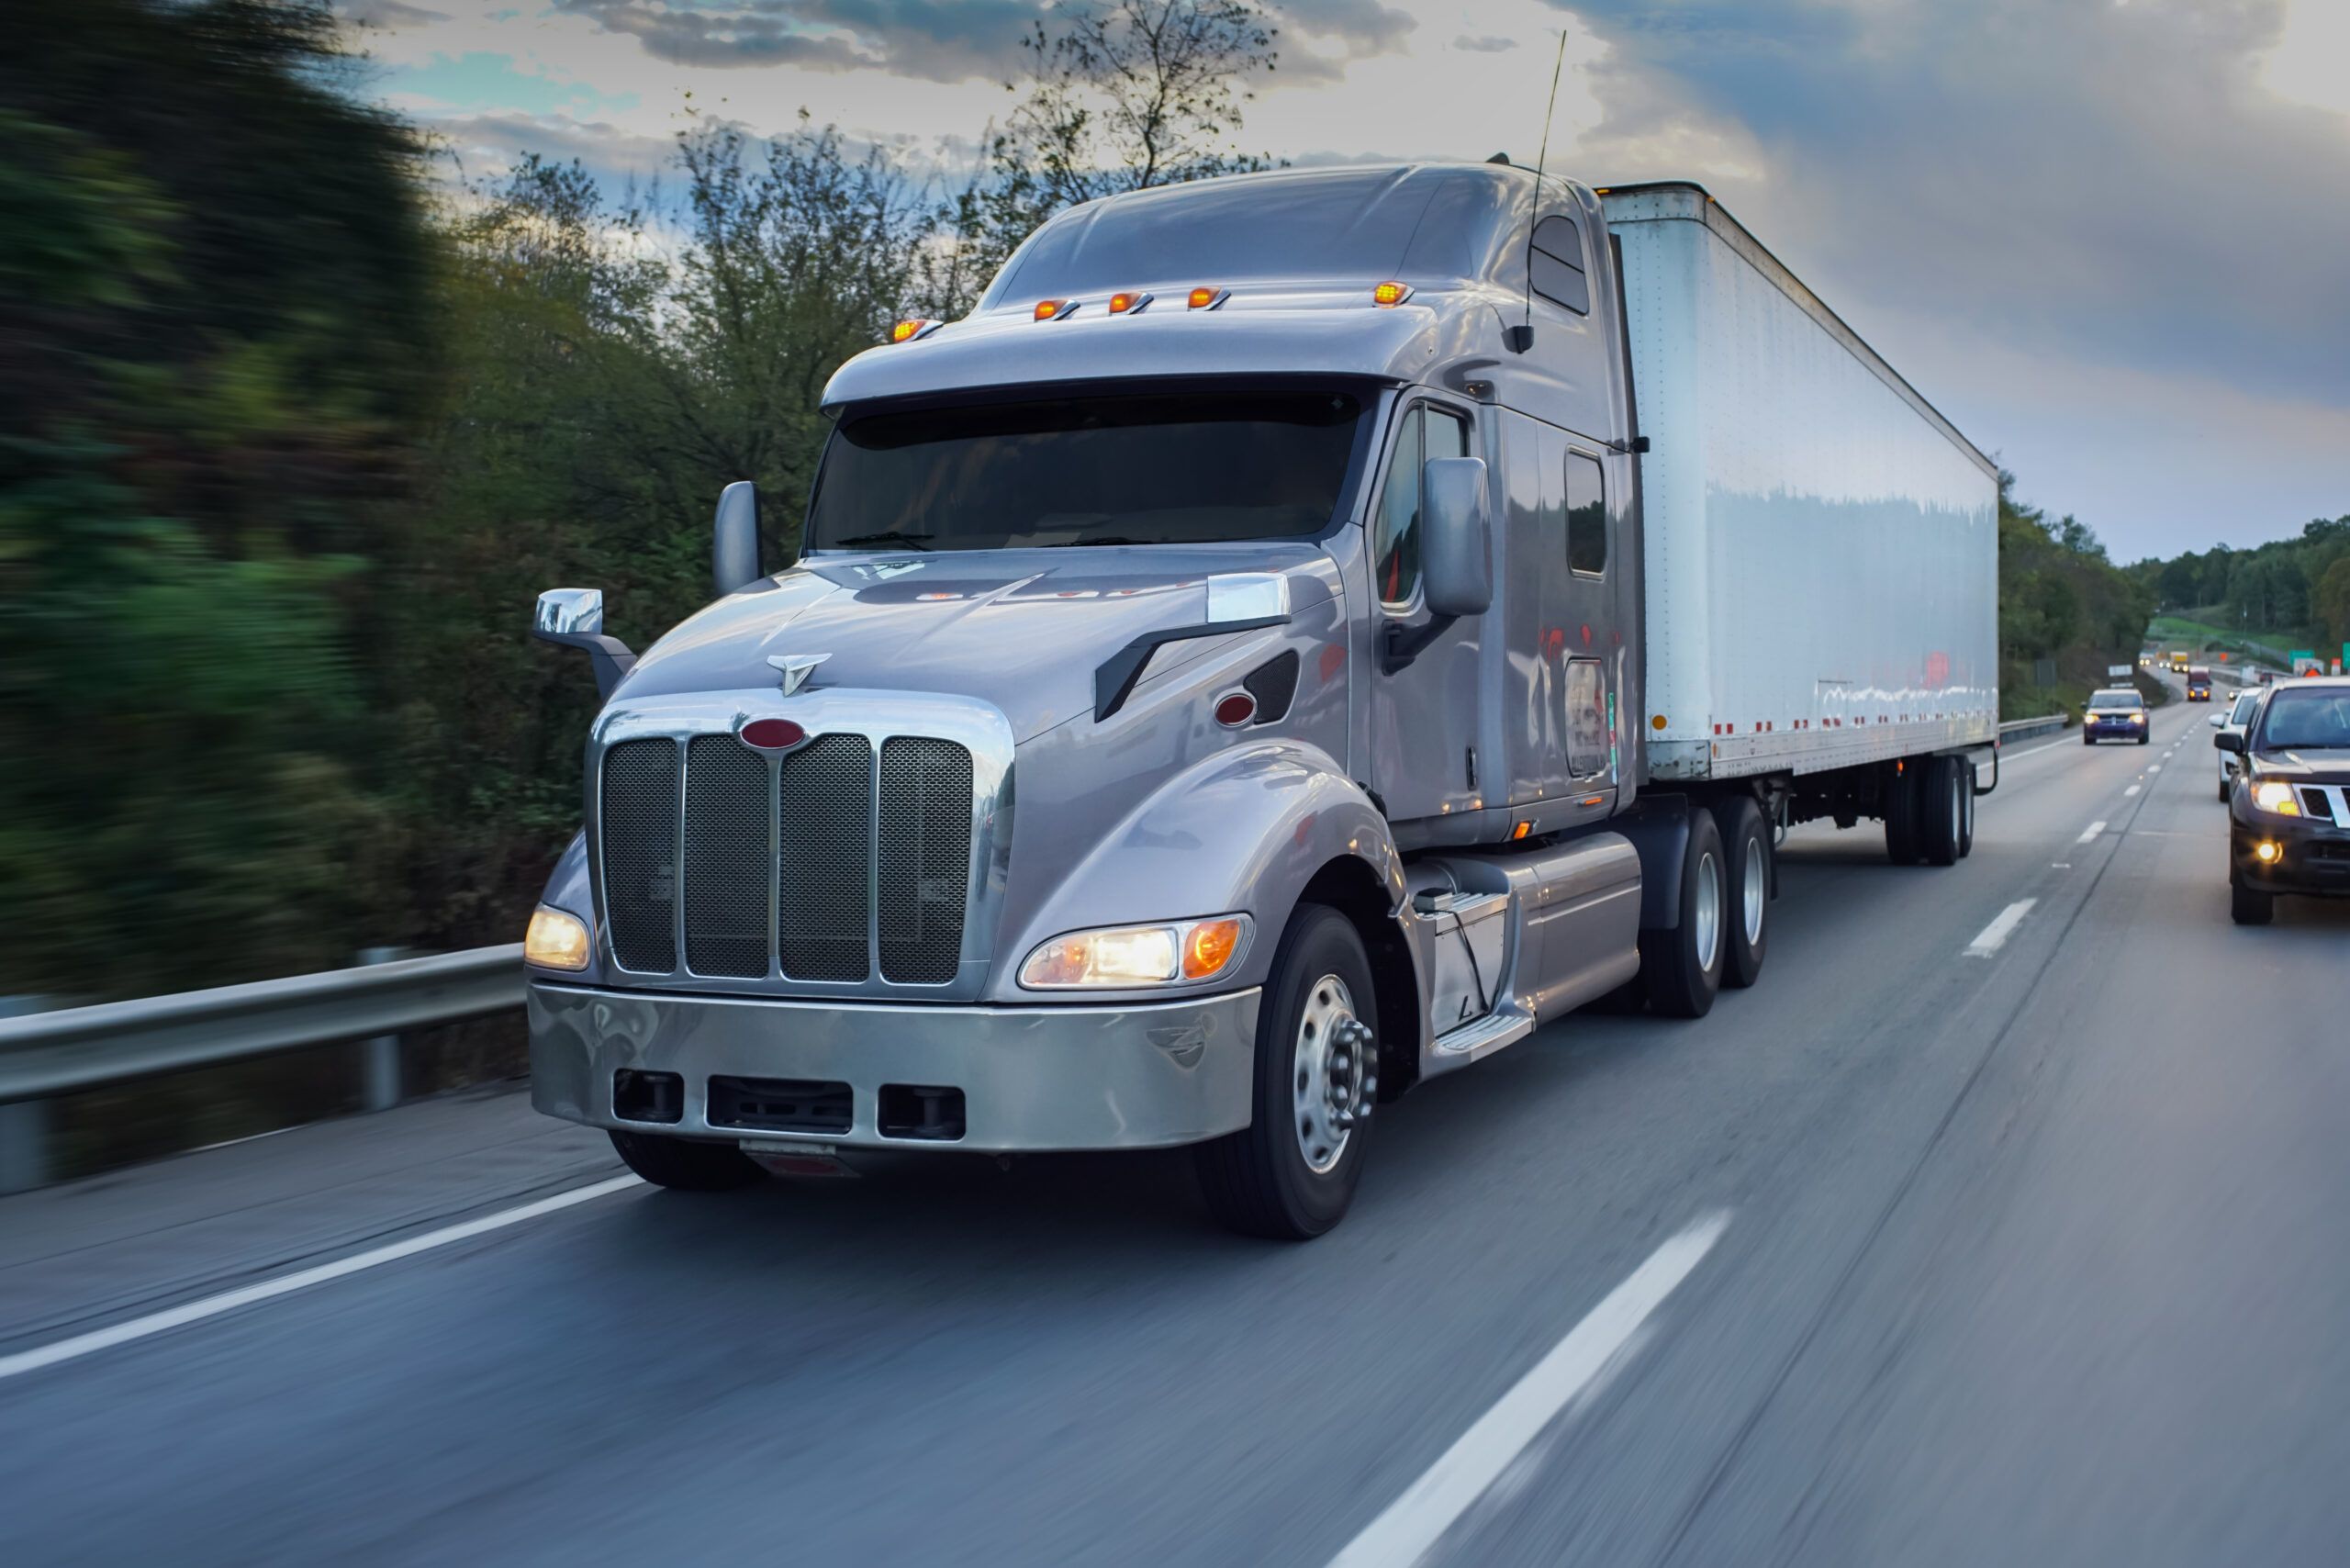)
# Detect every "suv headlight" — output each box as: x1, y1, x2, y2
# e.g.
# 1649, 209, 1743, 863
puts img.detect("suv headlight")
1019, 915, 1250, 990
525, 906, 592, 969
2249, 779, 2300, 816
